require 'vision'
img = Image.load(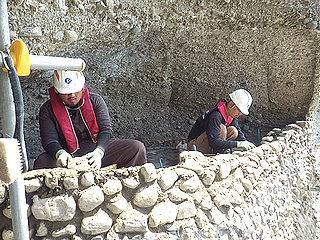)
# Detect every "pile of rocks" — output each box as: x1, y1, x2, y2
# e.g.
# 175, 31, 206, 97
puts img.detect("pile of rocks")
0, 122, 318, 240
